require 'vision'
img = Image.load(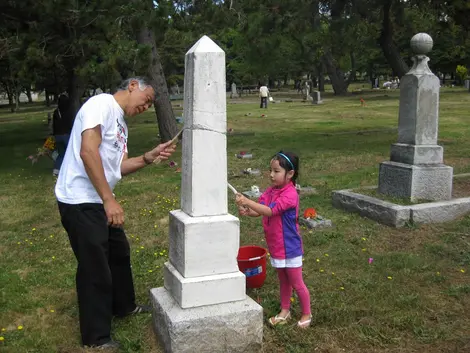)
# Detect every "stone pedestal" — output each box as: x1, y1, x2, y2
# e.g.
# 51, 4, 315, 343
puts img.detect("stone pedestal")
151, 288, 263, 353
378, 161, 453, 201
151, 35, 263, 353
378, 33, 453, 201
